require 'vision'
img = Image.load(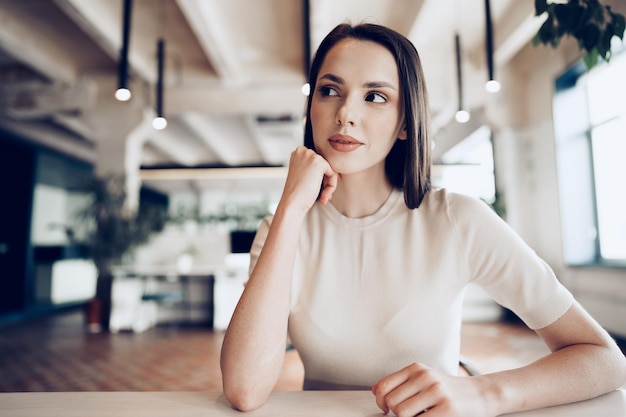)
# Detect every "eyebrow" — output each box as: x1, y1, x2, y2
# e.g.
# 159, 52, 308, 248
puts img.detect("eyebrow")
319, 73, 397, 90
